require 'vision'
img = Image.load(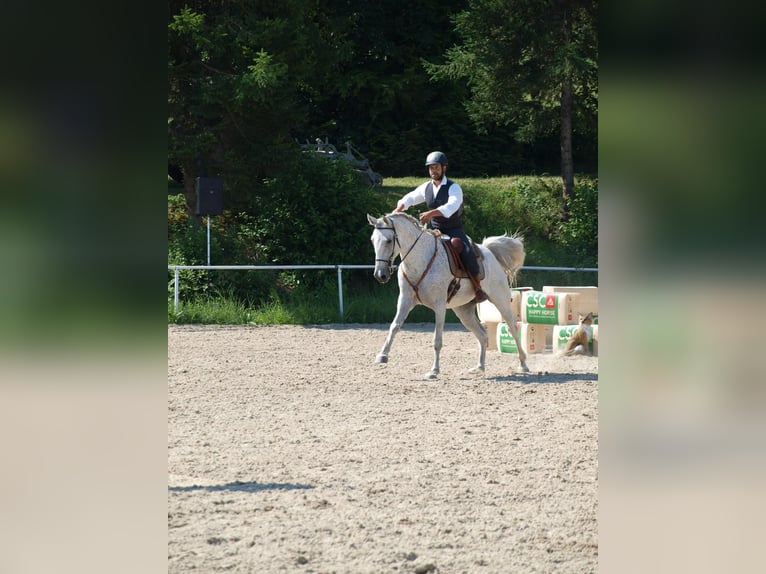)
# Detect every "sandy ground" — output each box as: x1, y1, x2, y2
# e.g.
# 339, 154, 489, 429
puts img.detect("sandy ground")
168, 323, 598, 573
